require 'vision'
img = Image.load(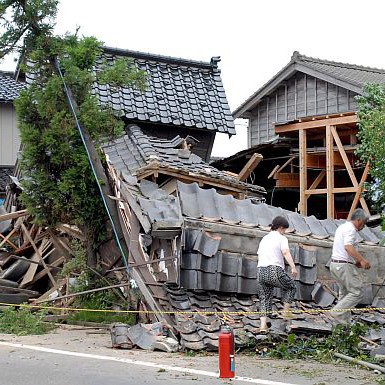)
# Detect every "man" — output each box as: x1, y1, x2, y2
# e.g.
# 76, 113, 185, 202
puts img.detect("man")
330, 208, 371, 324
